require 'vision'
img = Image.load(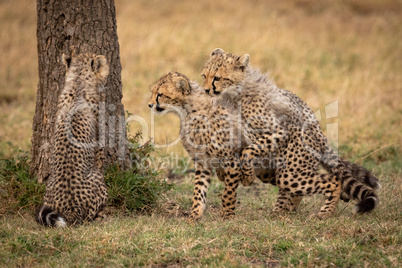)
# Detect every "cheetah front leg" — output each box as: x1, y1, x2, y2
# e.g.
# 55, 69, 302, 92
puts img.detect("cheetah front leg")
189, 164, 211, 223
220, 166, 242, 219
